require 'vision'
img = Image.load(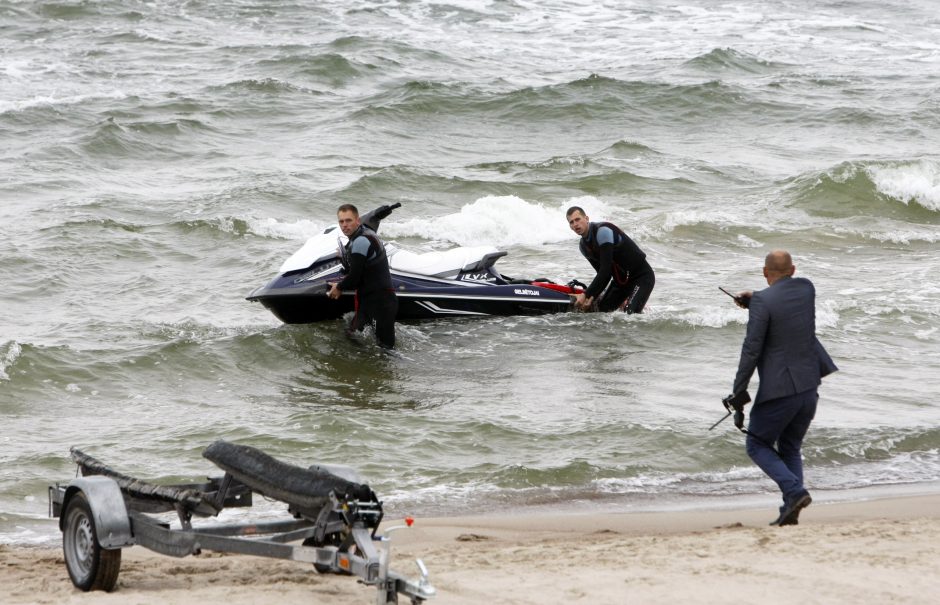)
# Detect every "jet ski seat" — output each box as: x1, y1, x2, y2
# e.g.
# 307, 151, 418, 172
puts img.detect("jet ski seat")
202, 441, 377, 518
387, 244, 507, 278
